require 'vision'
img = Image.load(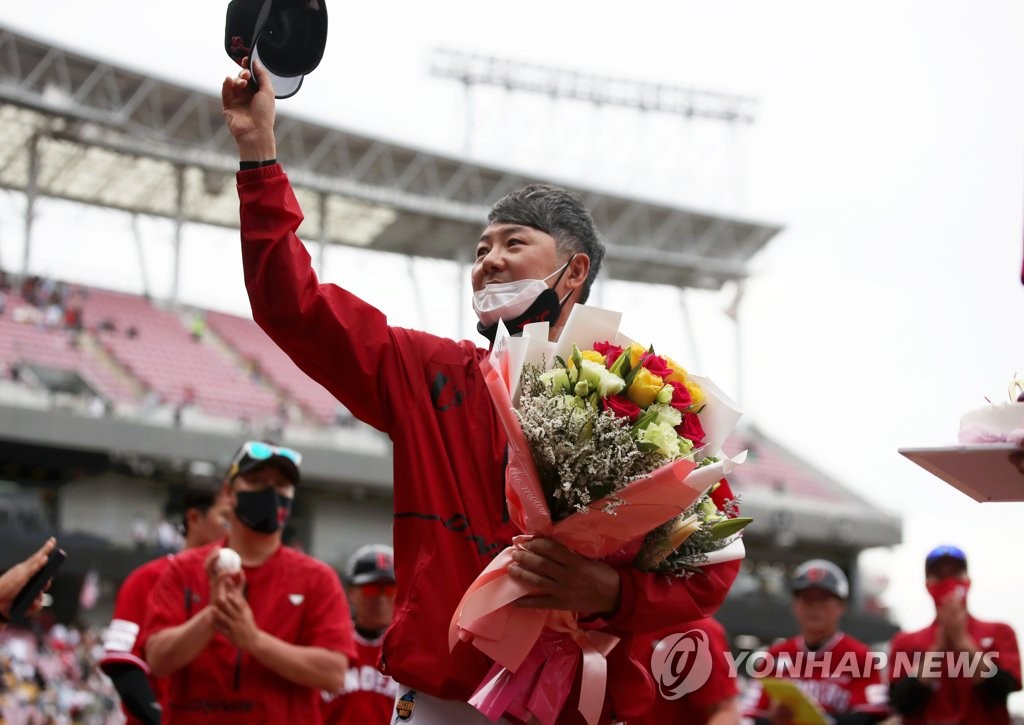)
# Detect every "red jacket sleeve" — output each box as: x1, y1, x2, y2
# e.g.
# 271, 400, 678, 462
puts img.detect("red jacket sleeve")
139, 556, 192, 663
992, 622, 1022, 687
100, 561, 163, 672
300, 562, 357, 662
594, 558, 741, 635
237, 165, 396, 432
